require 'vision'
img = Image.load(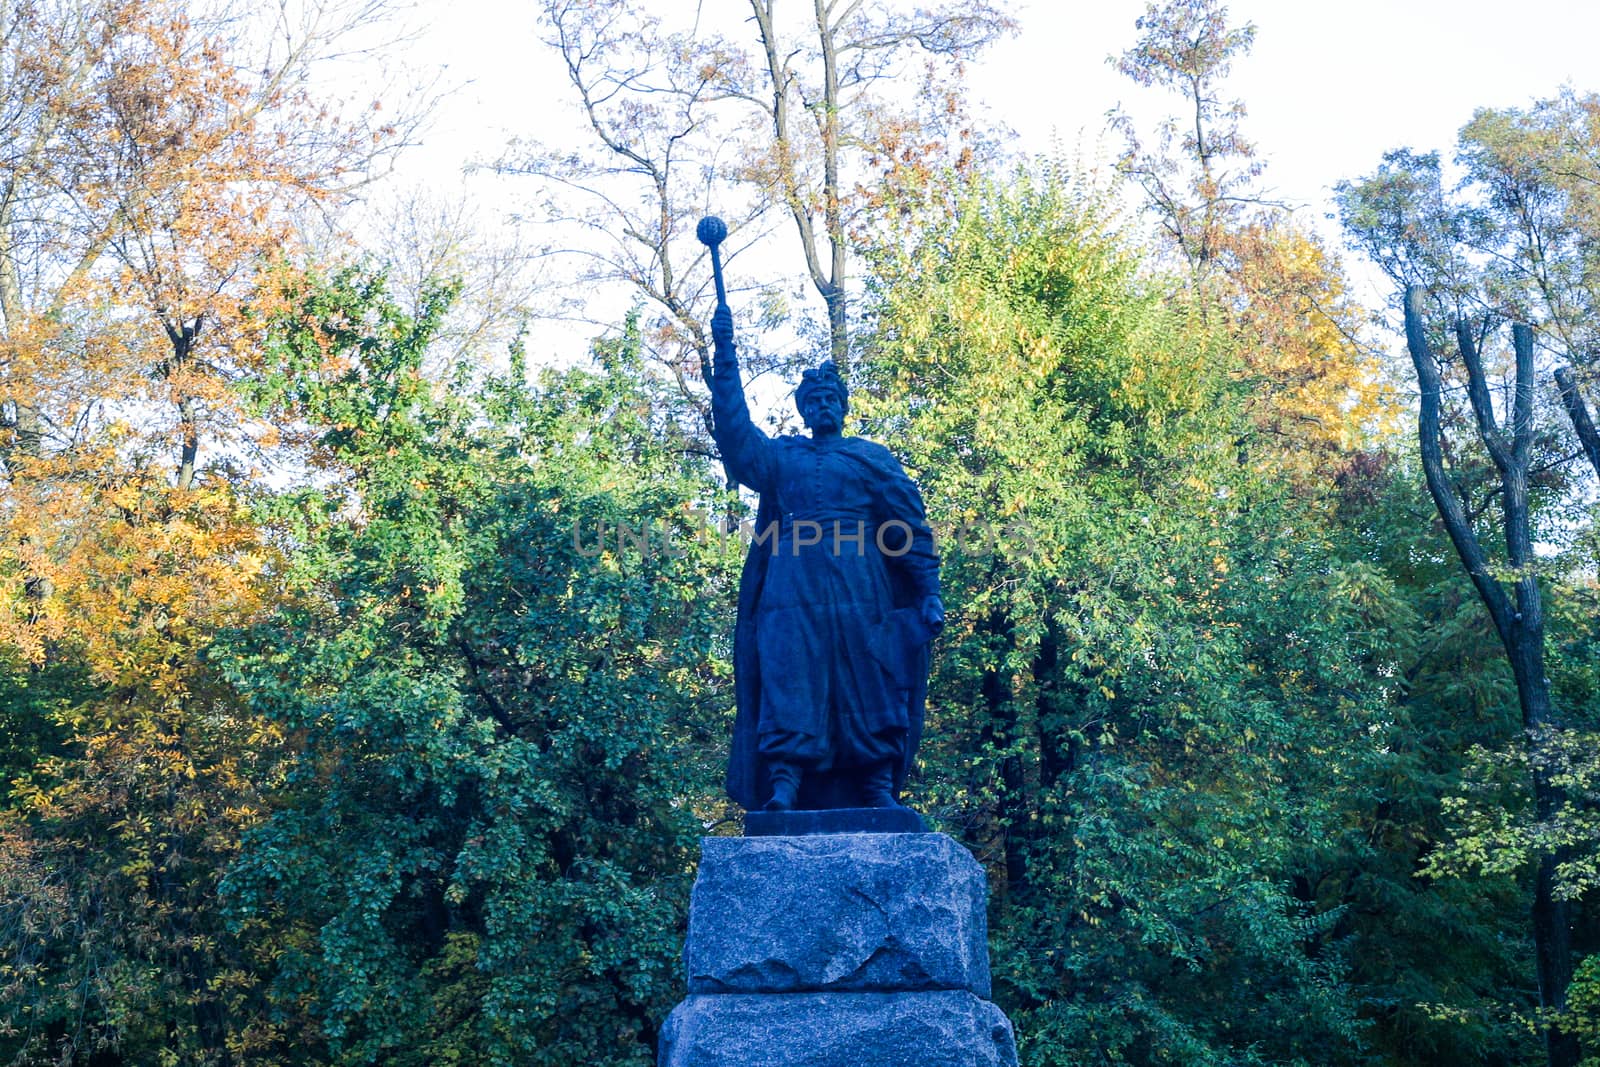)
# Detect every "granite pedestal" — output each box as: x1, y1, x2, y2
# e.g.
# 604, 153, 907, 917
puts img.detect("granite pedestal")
658, 829, 1017, 1067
